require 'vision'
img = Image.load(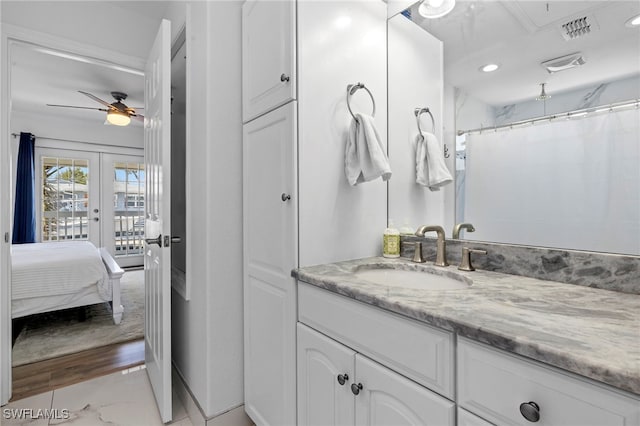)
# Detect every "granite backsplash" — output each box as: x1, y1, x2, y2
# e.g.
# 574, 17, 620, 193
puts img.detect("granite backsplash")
400, 236, 640, 295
